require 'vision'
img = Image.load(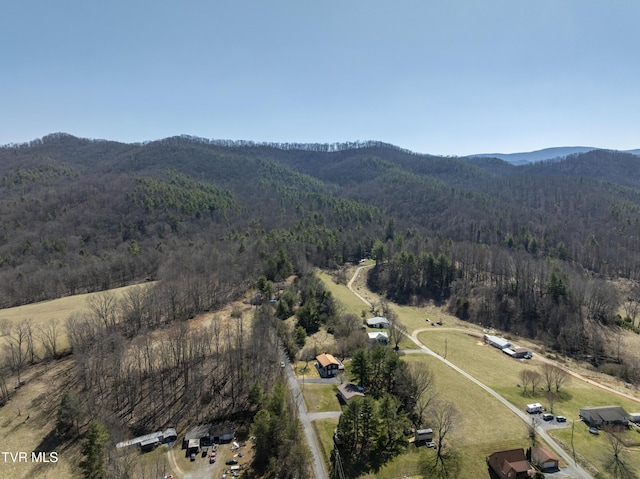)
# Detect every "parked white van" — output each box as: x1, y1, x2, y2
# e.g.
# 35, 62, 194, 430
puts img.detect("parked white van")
526, 403, 543, 413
